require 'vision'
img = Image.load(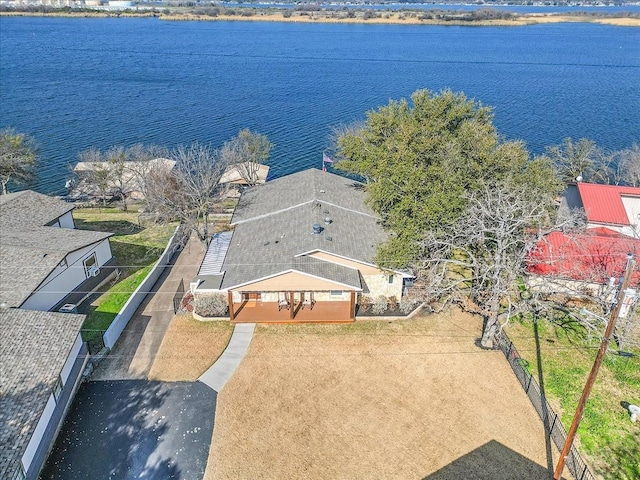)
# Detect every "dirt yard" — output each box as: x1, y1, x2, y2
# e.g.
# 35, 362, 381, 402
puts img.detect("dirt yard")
205, 310, 566, 479
148, 314, 233, 381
